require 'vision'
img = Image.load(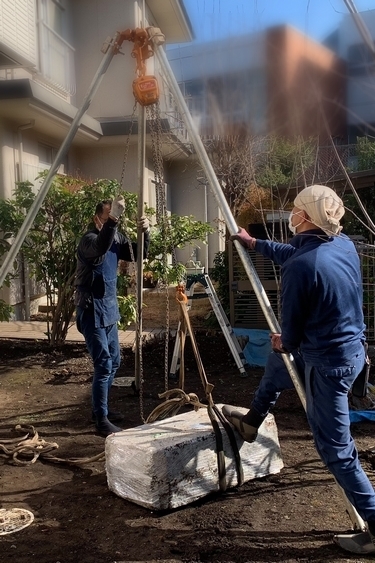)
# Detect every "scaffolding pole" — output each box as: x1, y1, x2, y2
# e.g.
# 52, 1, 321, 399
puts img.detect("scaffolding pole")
135, 104, 146, 391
